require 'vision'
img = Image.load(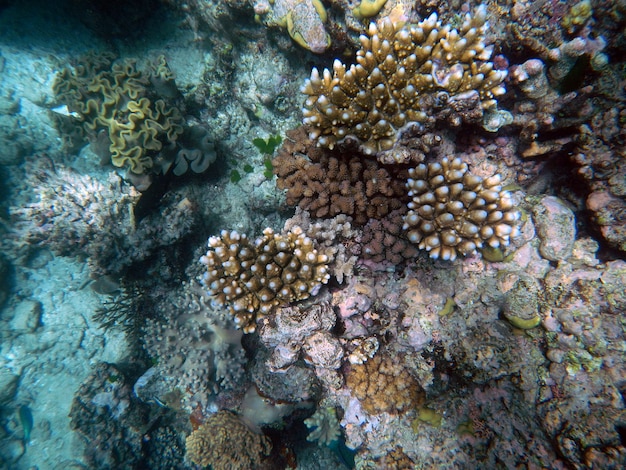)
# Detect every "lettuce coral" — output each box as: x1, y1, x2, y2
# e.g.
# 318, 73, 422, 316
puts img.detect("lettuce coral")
53, 53, 215, 179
